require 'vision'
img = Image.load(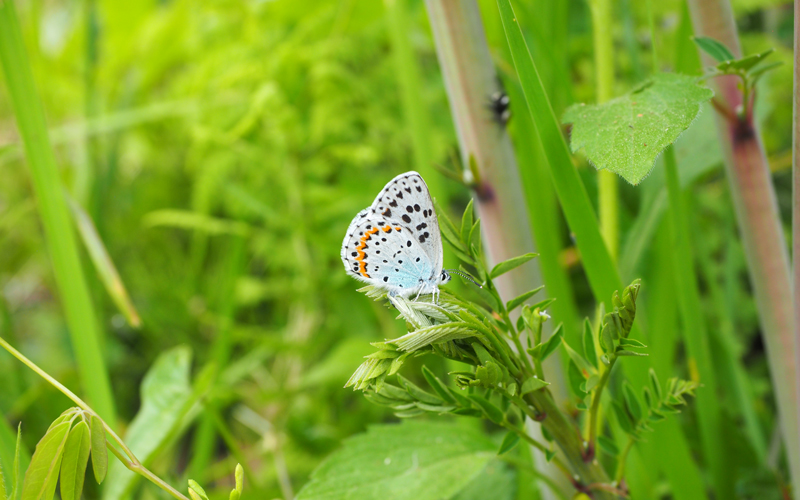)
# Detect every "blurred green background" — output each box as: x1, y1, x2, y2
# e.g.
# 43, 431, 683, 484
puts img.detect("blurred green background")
0, 0, 795, 498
